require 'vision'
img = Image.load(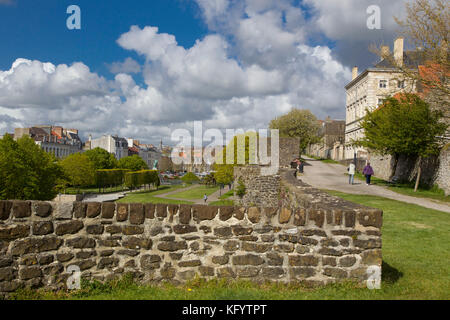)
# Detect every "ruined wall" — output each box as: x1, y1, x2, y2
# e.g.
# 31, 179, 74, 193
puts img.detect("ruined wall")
233, 166, 281, 208
0, 193, 382, 297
